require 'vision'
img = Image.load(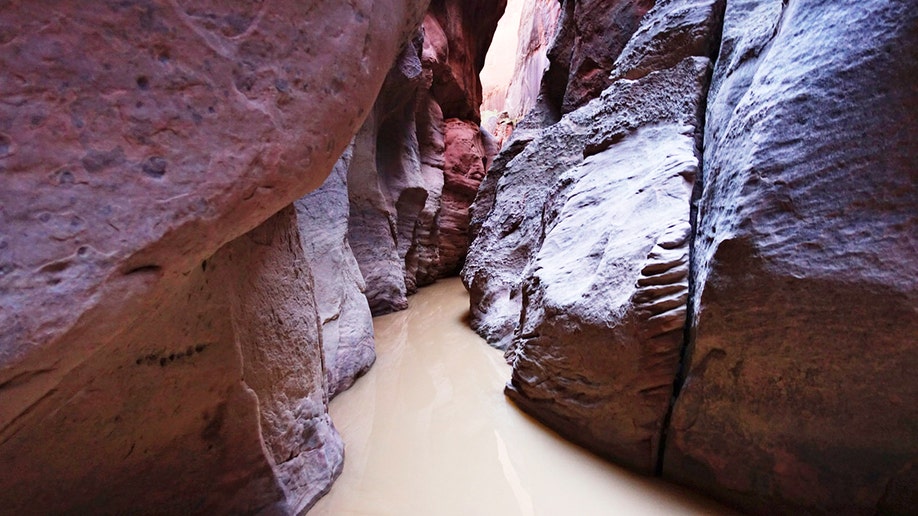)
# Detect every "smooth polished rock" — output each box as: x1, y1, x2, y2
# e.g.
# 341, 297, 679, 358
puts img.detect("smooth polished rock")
296, 146, 376, 397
